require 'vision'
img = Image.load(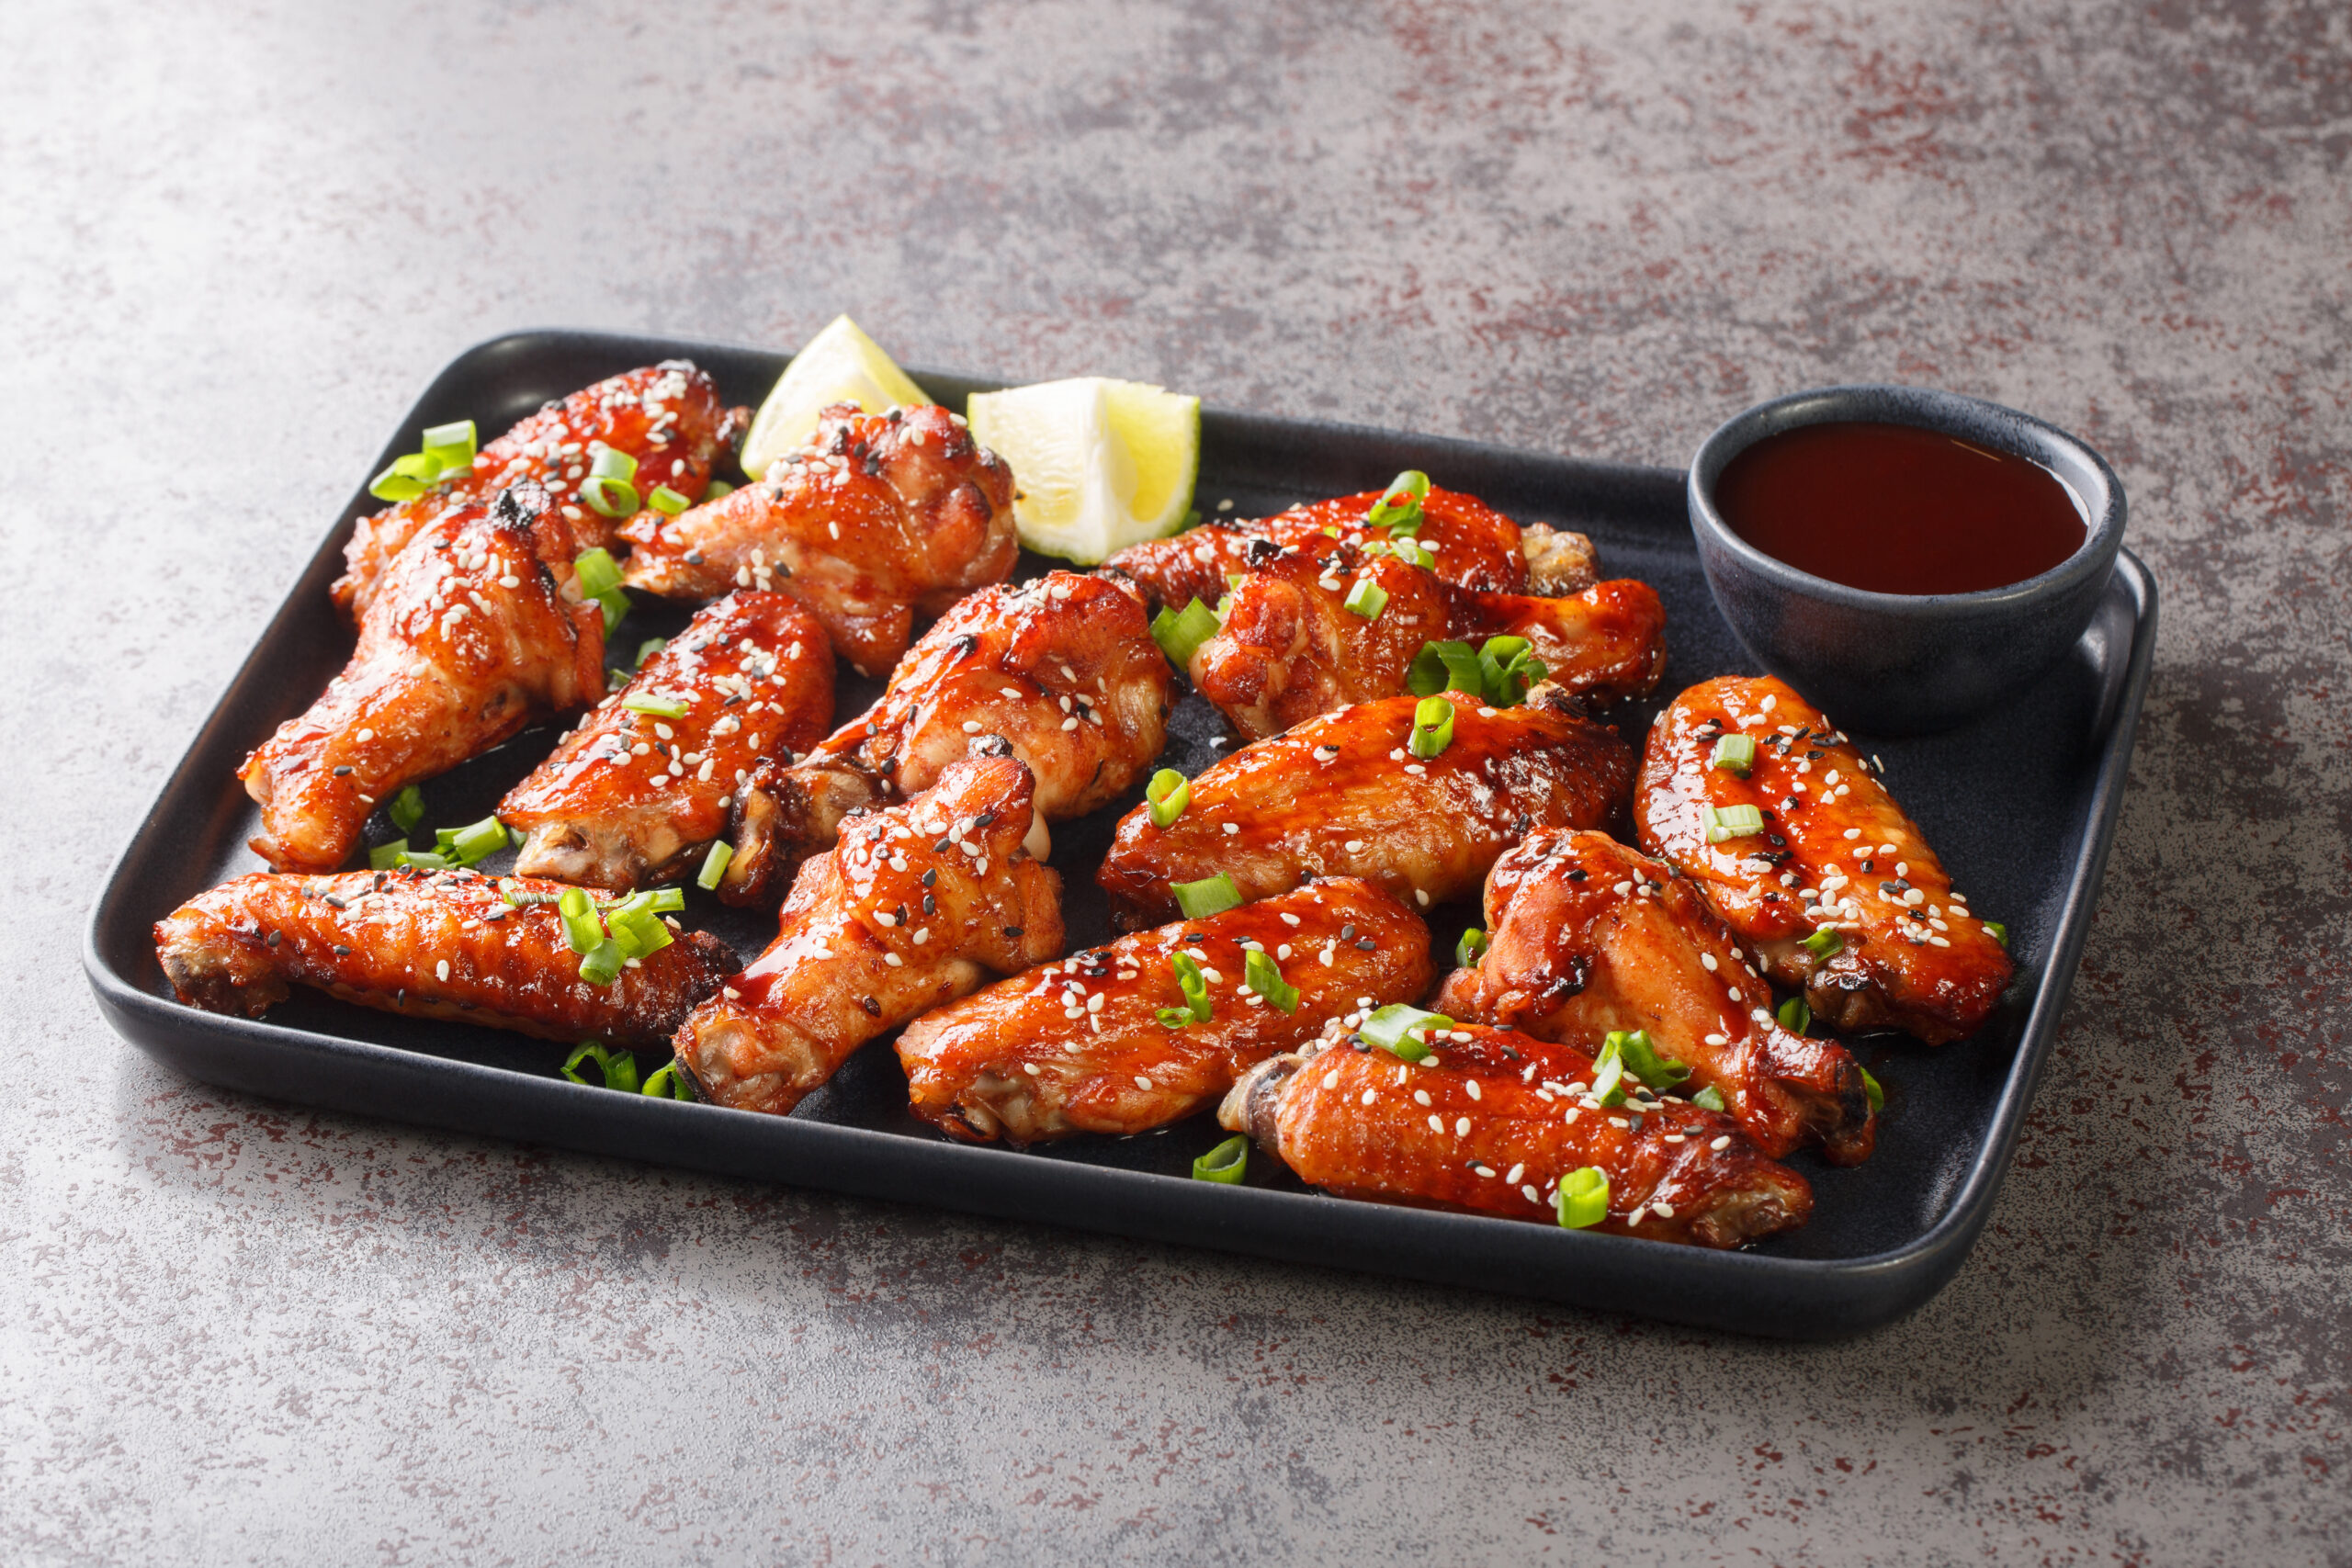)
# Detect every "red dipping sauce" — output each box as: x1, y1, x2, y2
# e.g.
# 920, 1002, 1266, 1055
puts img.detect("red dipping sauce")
1716, 421, 2087, 595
